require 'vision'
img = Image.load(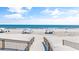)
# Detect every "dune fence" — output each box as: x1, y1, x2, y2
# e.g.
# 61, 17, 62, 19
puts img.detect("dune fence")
63, 40, 79, 50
